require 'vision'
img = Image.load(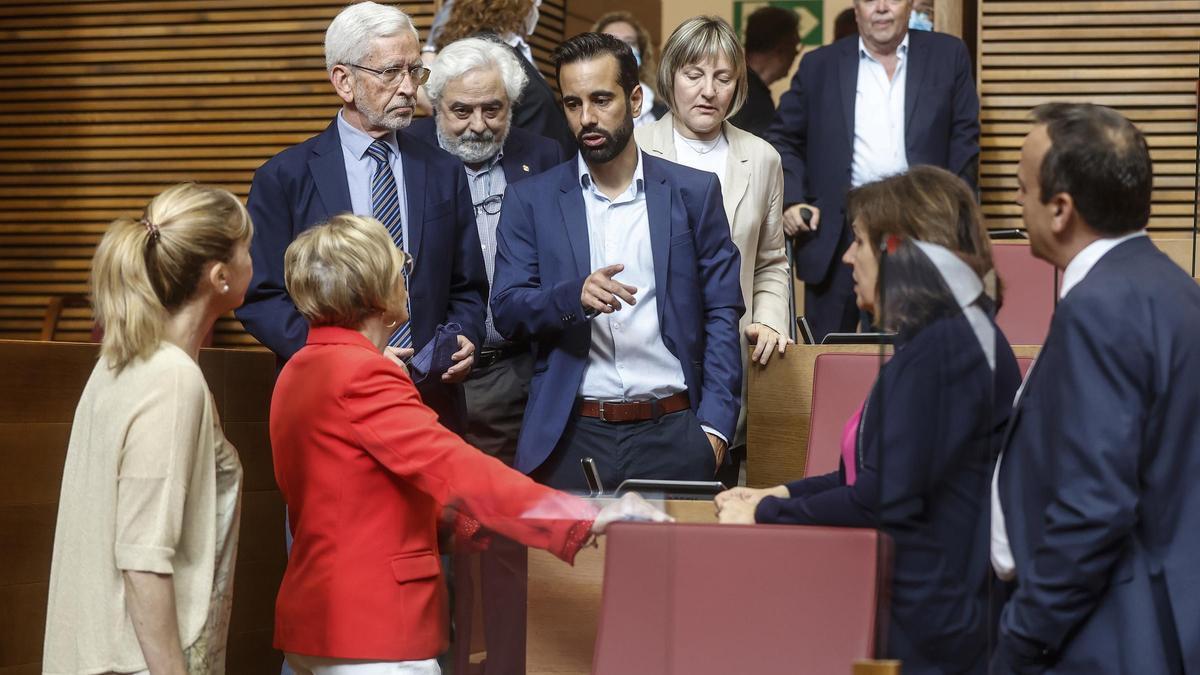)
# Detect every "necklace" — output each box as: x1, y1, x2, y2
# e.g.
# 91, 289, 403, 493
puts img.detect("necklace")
676, 128, 725, 156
